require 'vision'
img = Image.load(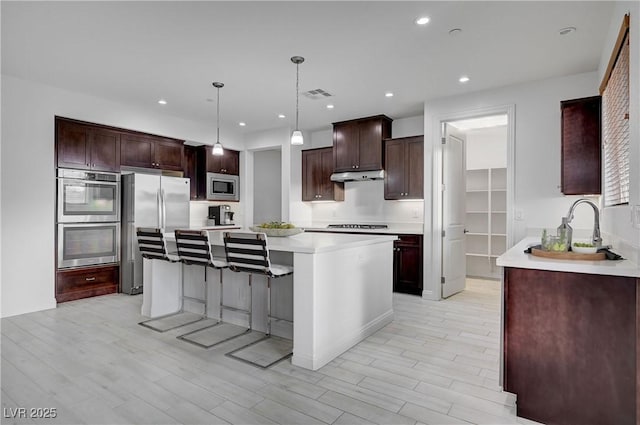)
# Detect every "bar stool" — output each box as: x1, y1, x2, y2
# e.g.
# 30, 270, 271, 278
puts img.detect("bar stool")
174, 229, 251, 348
222, 231, 293, 368
137, 227, 207, 332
